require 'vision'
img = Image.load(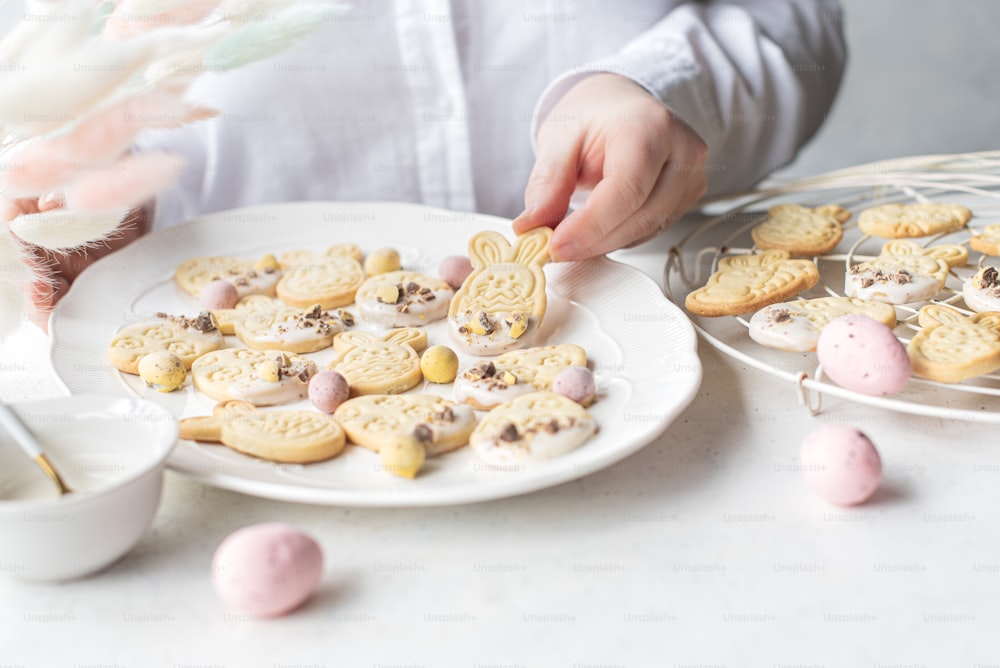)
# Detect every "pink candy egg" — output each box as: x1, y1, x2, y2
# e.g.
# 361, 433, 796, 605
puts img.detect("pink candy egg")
816, 314, 910, 396
800, 423, 882, 506
552, 366, 596, 405
212, 523, 324, 618
199, 279, 239, 310
438, 255, 473, 289
308, 371, 350, 413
